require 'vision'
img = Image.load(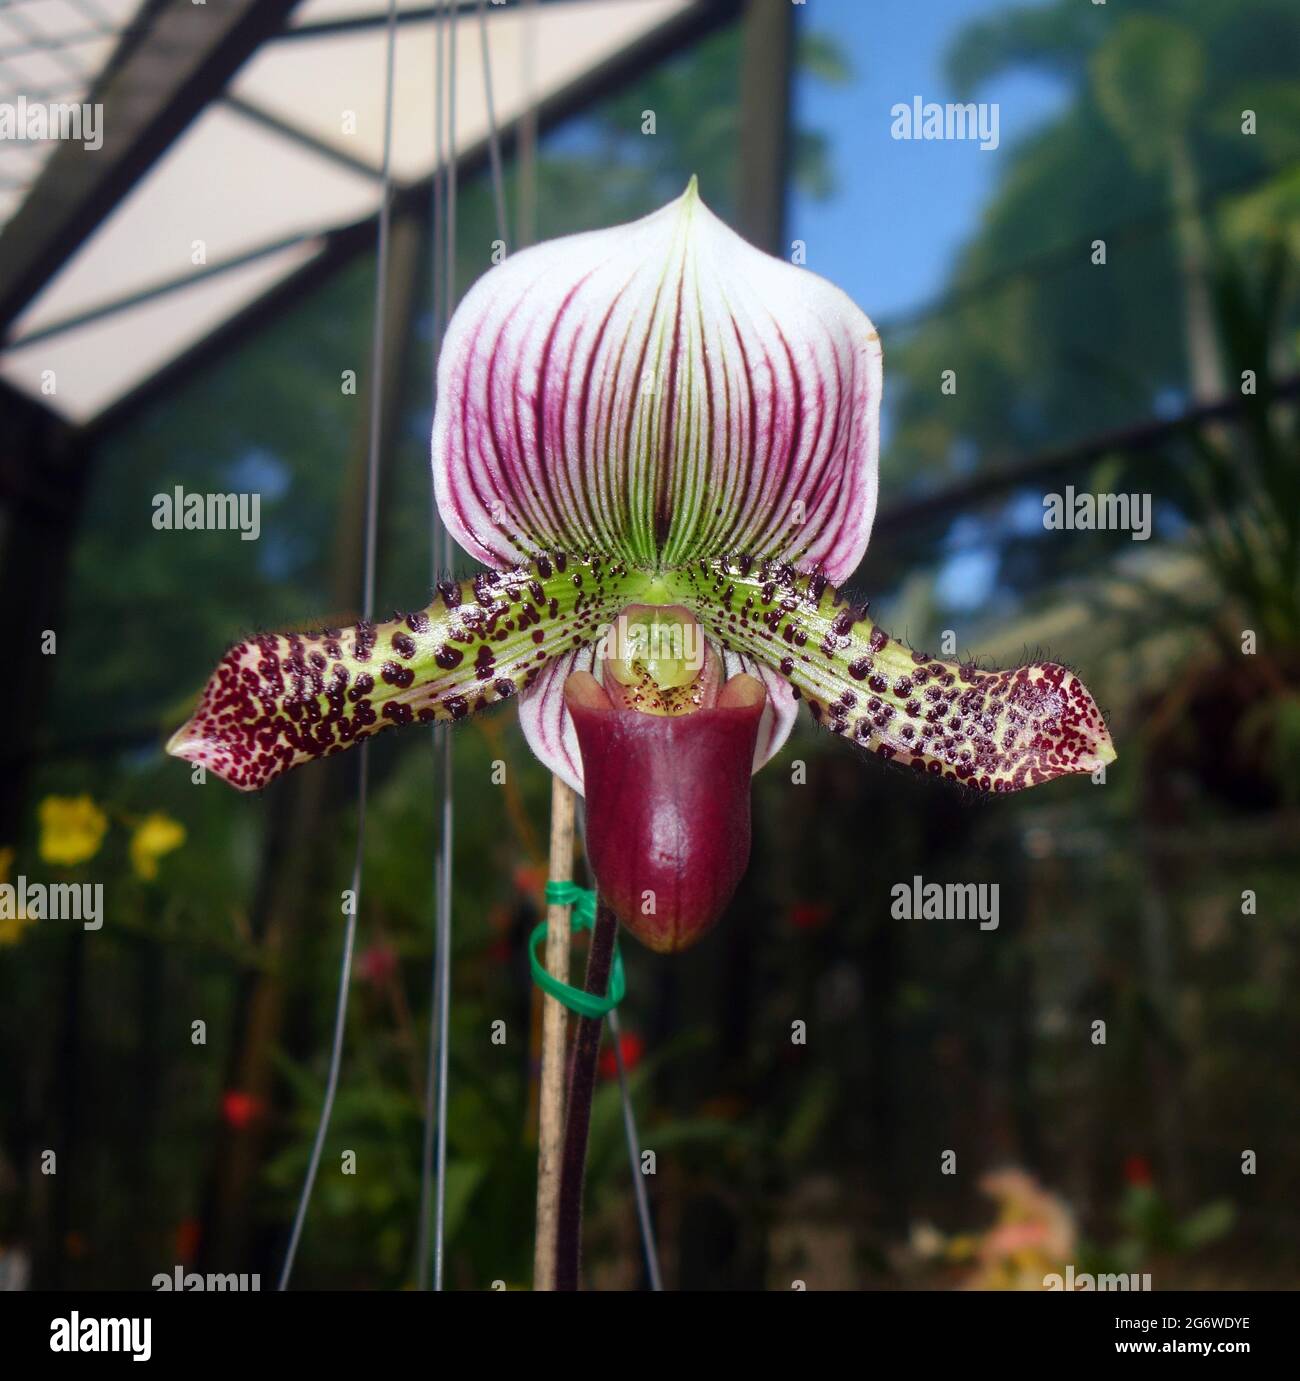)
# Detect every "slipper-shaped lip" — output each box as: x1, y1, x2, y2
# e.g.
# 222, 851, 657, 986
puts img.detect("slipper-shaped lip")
565, 670, 766, 953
